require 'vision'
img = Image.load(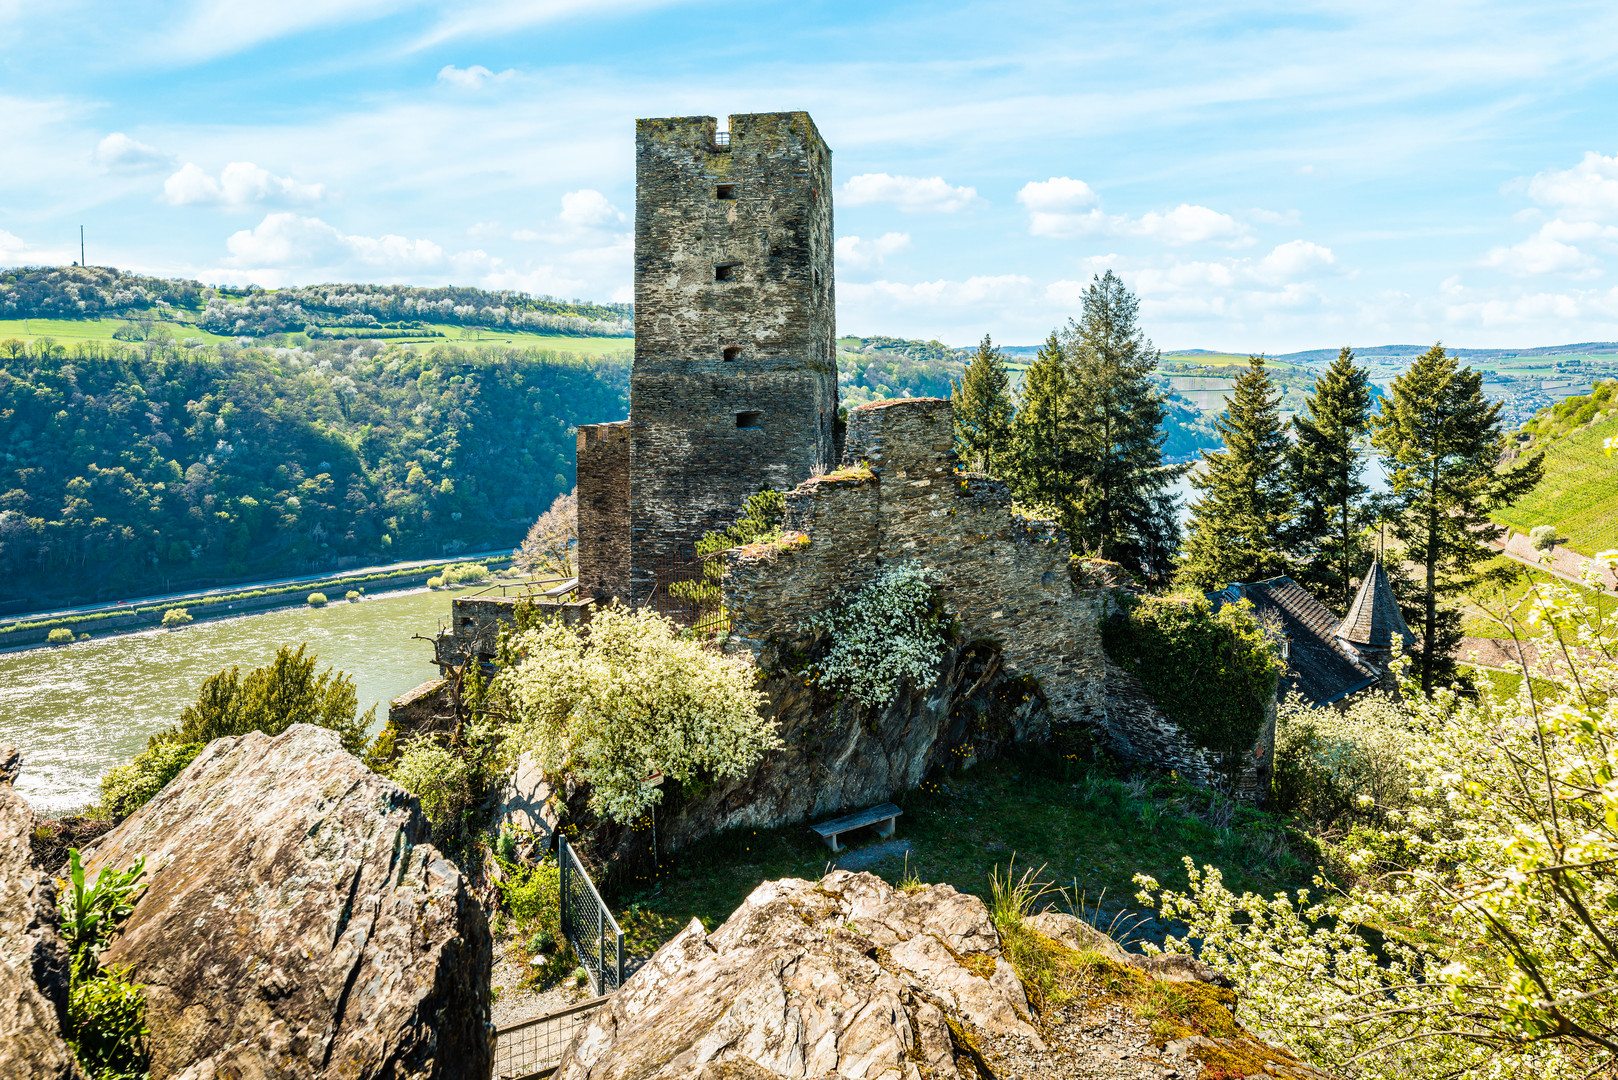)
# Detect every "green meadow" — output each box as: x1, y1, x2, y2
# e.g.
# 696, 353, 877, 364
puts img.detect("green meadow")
0, 317, 236, 345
